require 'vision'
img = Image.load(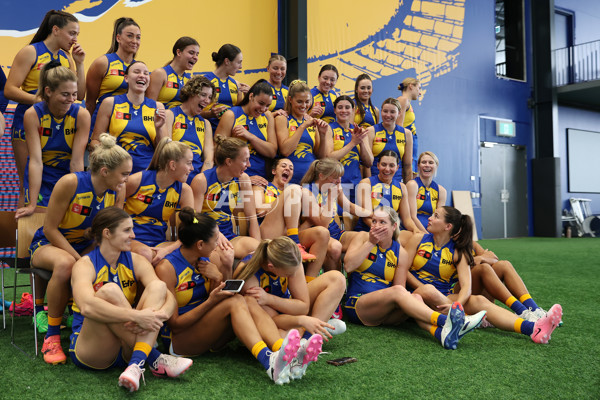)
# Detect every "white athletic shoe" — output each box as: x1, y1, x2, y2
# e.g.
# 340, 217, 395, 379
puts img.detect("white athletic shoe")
118, 362, 145, 392
440, 302, 465, 350
519, 308, 540, 322
326, 318, 347, 336
150, 354, 193, 378
267, 329, 300, 385
458, 310, 487, 339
